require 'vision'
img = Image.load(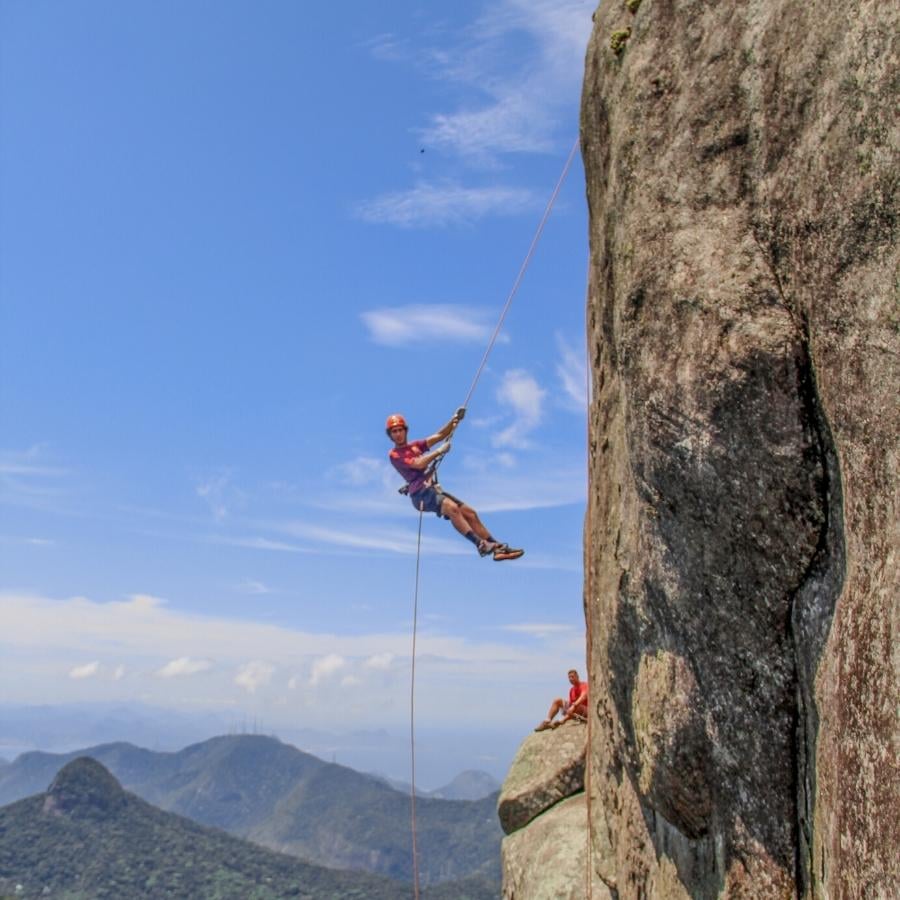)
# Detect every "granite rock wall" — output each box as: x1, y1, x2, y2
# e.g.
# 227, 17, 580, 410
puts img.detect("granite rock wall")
581, 0, 898, 896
